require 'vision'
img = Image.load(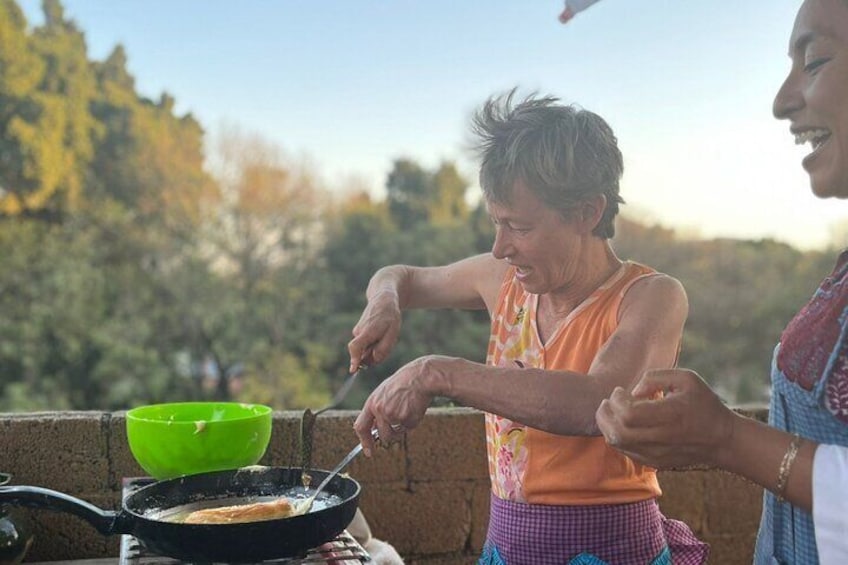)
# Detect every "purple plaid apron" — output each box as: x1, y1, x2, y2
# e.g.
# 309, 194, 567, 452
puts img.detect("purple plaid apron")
479, 494, 709, 565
